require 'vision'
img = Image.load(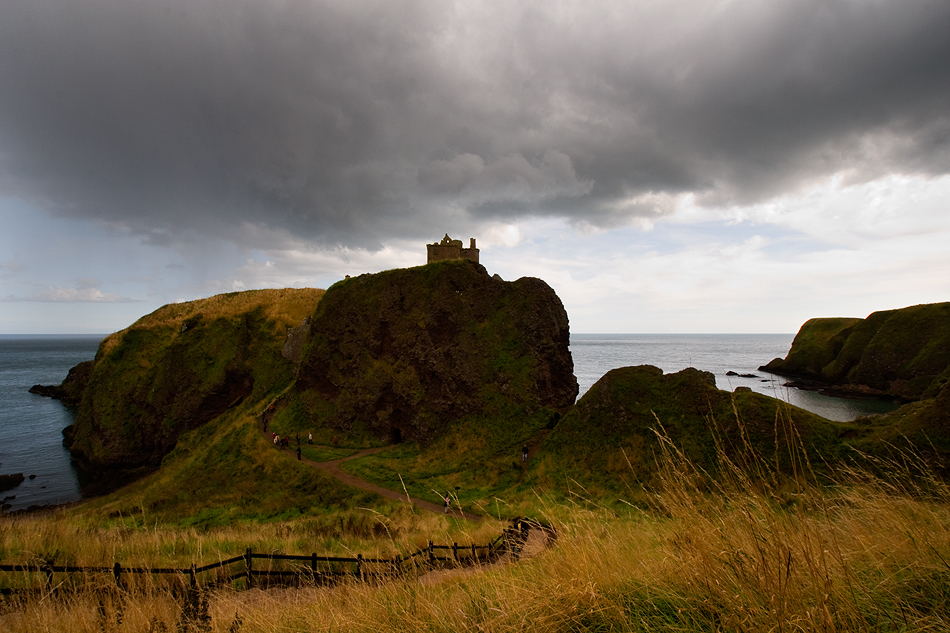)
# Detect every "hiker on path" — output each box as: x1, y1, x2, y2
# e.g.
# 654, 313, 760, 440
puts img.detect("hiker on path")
522, 445, 528, 462
308, 432, 313, 444
444, 495, 450, 514
297, 446, 302, 461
